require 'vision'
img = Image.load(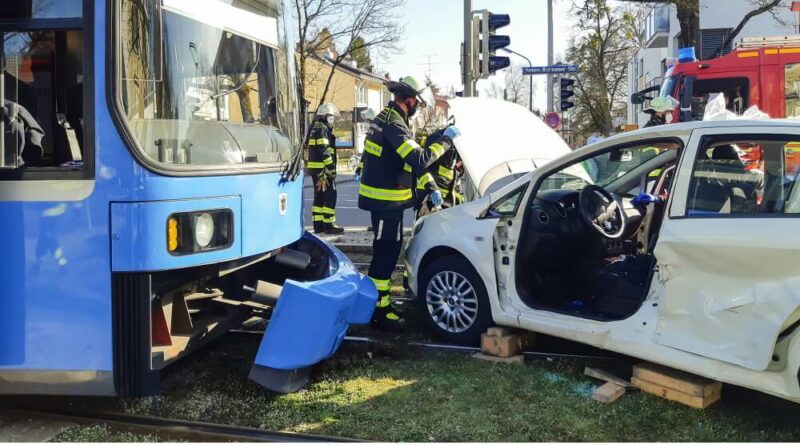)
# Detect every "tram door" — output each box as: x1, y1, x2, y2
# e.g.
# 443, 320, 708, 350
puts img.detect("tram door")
0, 1, 103, 373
